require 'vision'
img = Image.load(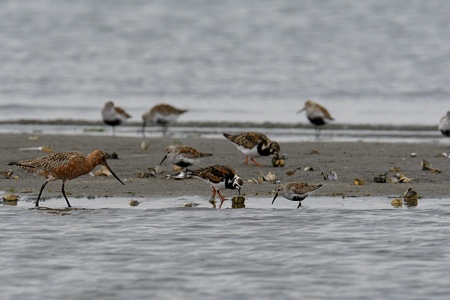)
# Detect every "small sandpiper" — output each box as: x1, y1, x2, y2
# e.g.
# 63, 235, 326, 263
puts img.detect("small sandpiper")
297, 100, 334, 140
142, 103, 187, 136
102, 100, 132, 137
272, 182, 323, 208
160, 145, 213, 178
